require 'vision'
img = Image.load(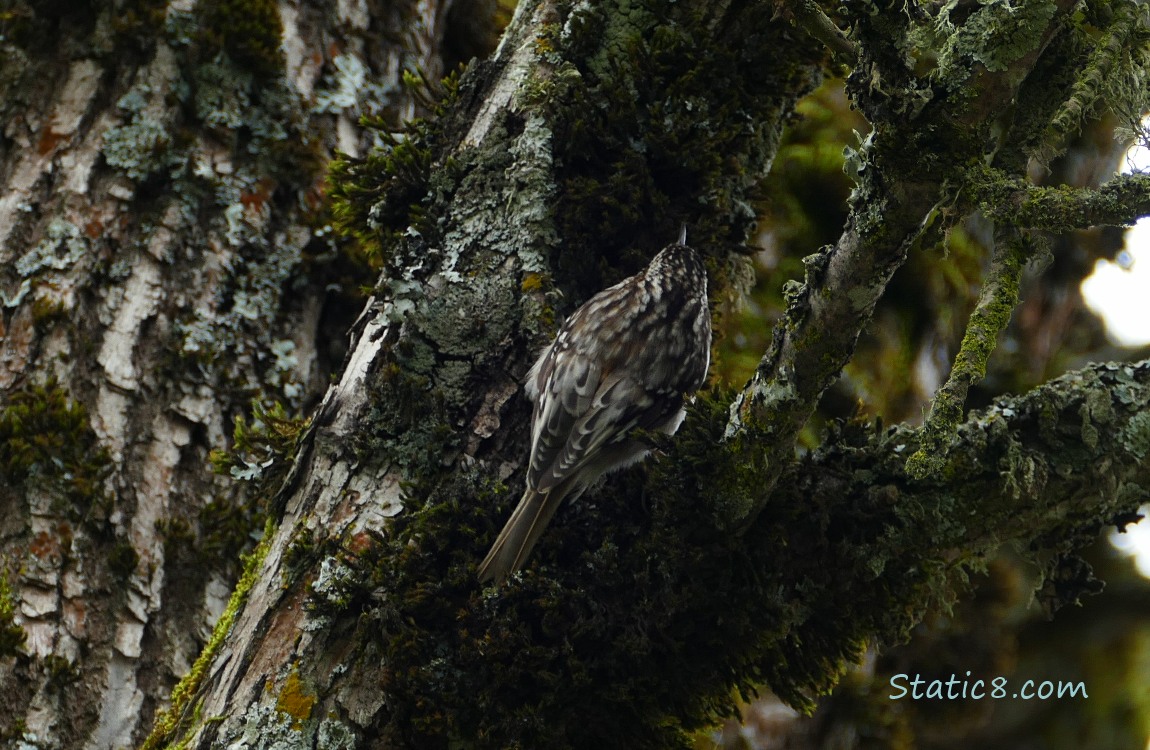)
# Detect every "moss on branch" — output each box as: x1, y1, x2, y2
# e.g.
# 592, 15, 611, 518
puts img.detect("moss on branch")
728, 0, 1091, 527
906, 228, 1030, 479
1042, 0, 1150, 159
972, 170, 1150, 231
196, 0, 284, 79
0, 379, 112, 509
0, 570, 25, 659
